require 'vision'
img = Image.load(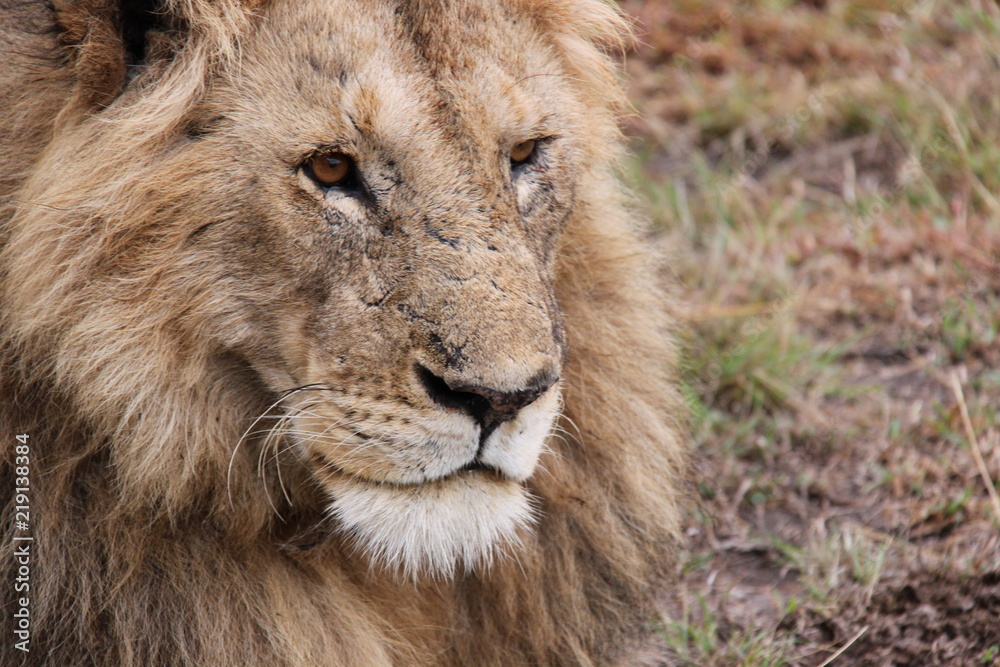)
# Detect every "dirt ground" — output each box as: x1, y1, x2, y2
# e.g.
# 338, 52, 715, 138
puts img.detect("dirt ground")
619, 1, 1000, 664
